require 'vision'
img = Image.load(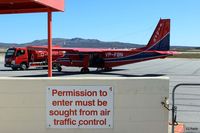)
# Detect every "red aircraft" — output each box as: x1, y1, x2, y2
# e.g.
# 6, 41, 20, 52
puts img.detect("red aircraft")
53, 19, 175, 73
